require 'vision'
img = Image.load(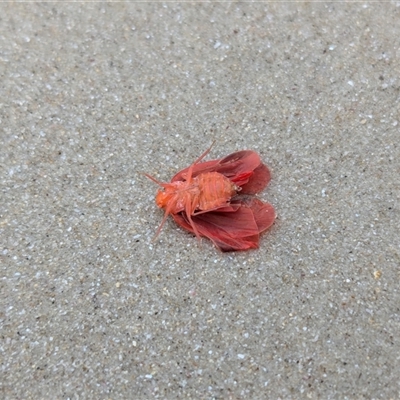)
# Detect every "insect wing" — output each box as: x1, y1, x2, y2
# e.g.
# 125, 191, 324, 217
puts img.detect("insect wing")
237, 163, 271, 194
171, 151, 257, 181
171, 159, 221, 182
171, 150, 270, 194
172, 211, 257, 252
172, 199, 273, 252
232, 197, 275, 232
217, 150, 261, 177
